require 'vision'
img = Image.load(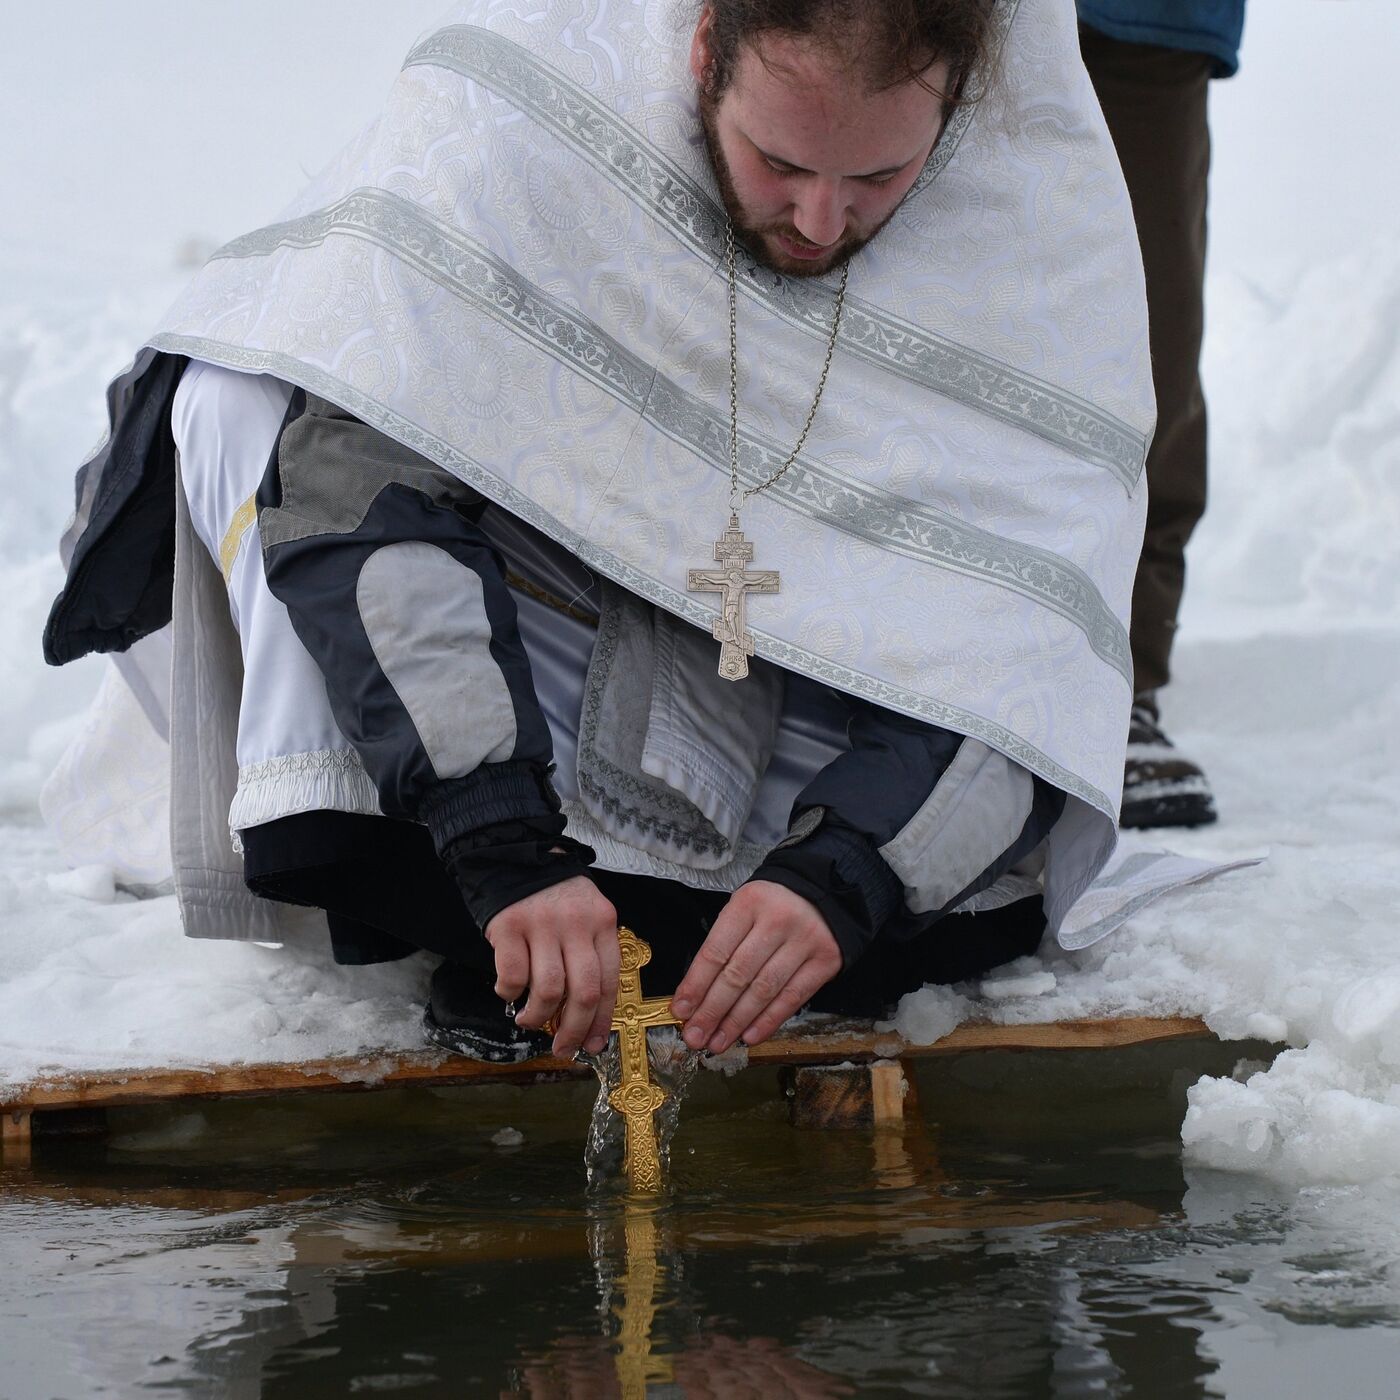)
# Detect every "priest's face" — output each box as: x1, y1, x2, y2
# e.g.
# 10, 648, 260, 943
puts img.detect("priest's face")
691, 10, 951, 279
